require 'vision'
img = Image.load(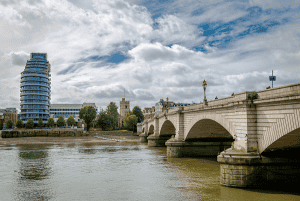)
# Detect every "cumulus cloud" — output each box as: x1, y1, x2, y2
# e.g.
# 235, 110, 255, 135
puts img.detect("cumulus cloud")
0, 0, 299, 113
